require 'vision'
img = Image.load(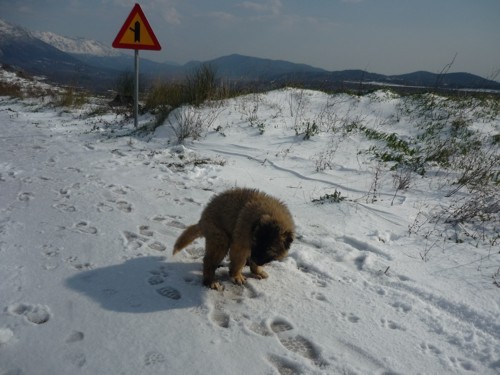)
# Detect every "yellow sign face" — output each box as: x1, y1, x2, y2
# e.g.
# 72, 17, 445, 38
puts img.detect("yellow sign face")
112, 4, 161, 51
